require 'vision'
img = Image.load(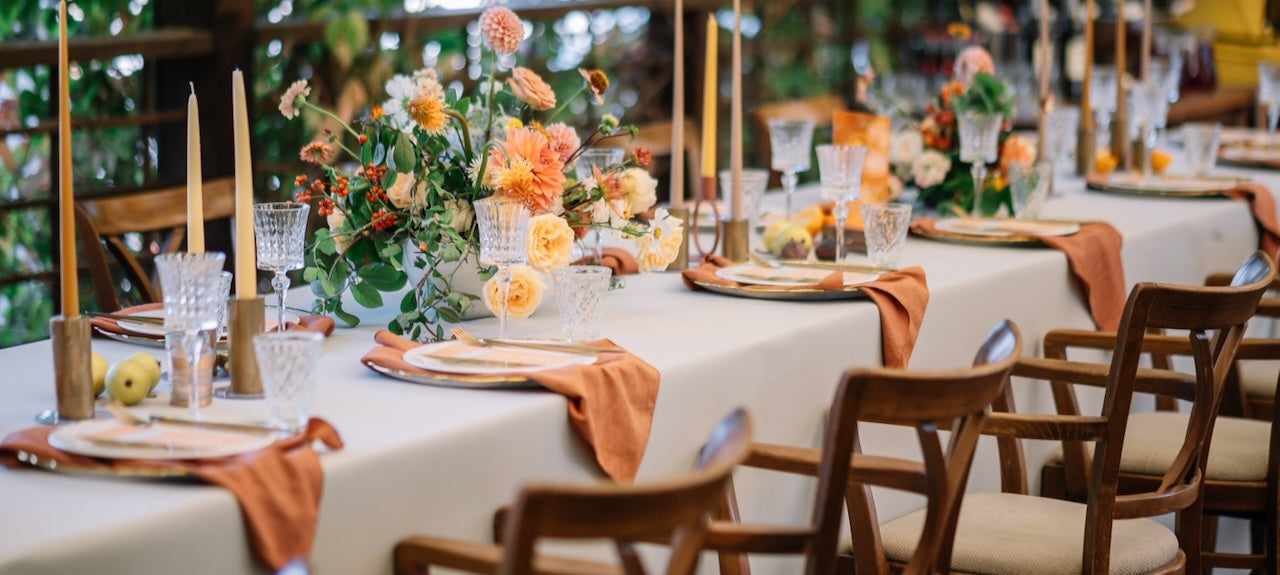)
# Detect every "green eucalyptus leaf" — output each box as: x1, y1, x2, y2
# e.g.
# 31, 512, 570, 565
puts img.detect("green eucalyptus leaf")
351, 281, 384, 308
358, 262, 408, 291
